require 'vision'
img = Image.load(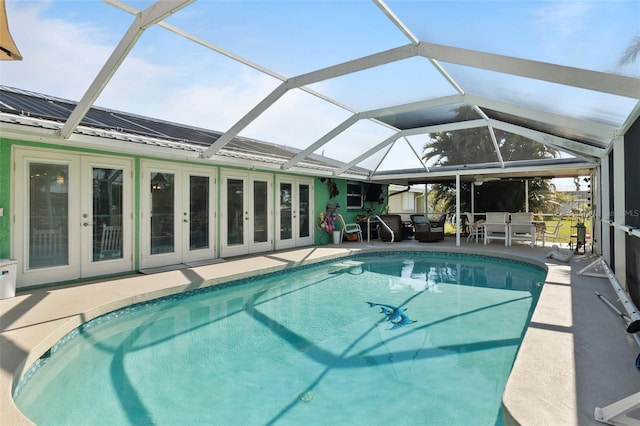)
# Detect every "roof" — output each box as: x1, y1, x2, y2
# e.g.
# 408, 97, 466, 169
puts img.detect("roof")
0, 85, 370, 179
1, 1, 638, 185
